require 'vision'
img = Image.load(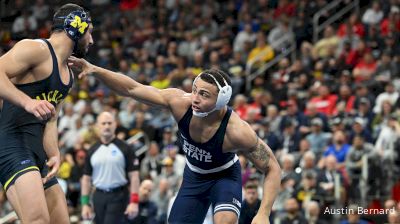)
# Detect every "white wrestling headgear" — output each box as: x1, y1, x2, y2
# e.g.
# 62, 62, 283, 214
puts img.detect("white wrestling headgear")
192, 70, 232, 117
